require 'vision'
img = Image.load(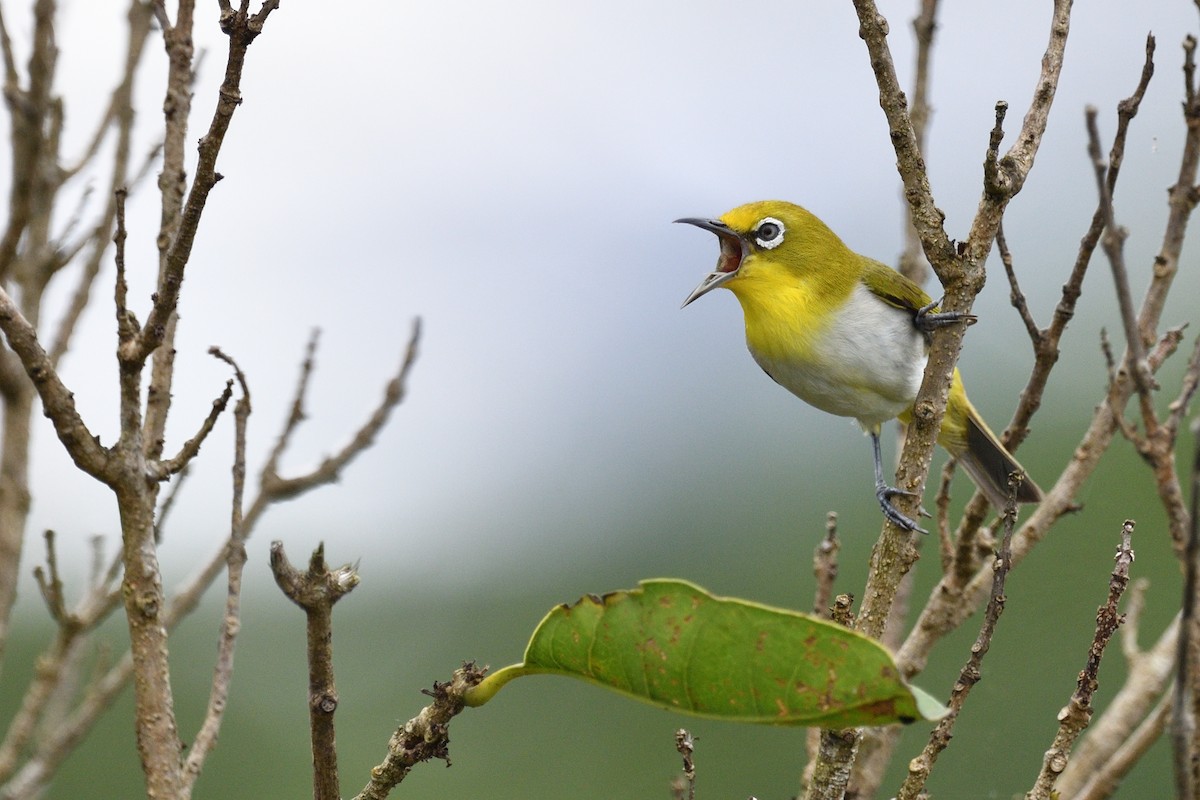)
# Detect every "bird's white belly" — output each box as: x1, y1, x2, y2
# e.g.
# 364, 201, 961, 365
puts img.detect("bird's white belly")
748, 284, 926, 429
